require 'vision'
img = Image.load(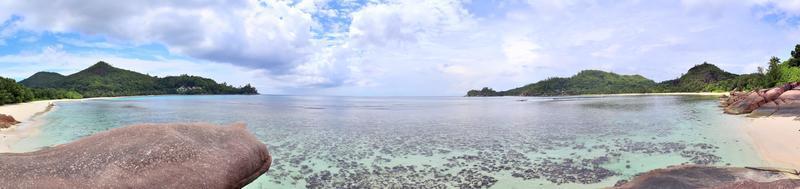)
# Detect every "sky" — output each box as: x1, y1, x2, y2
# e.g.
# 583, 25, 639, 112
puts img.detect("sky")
0, 0, 799, 96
